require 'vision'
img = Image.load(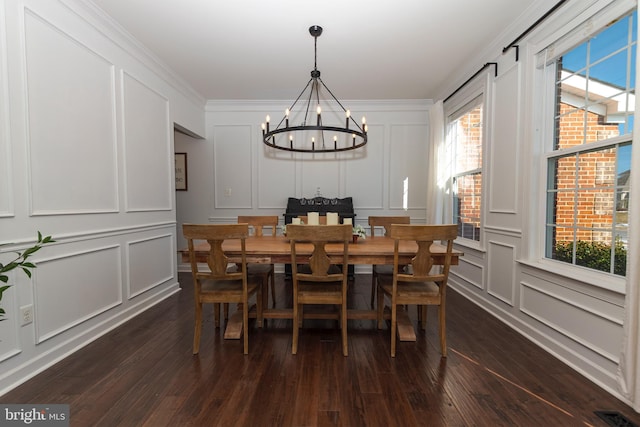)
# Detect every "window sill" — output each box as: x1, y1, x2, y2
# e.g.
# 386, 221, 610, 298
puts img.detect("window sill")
517, 258, 626, 295
453, 238, 485, 253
